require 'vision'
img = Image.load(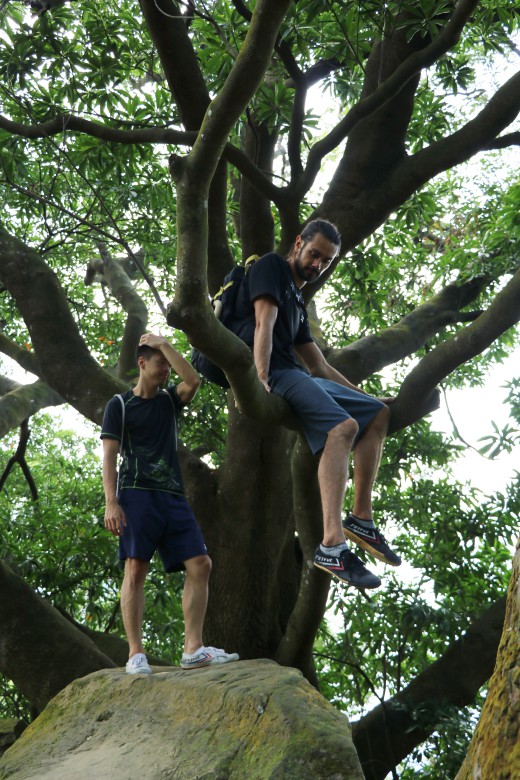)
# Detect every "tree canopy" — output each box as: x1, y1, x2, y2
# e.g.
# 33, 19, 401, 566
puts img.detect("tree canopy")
0, 1, 519, 777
